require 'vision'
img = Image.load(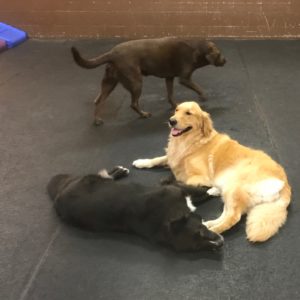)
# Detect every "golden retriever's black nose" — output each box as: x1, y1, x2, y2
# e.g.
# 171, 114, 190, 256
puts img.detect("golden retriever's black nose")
169, 119, 177, 126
